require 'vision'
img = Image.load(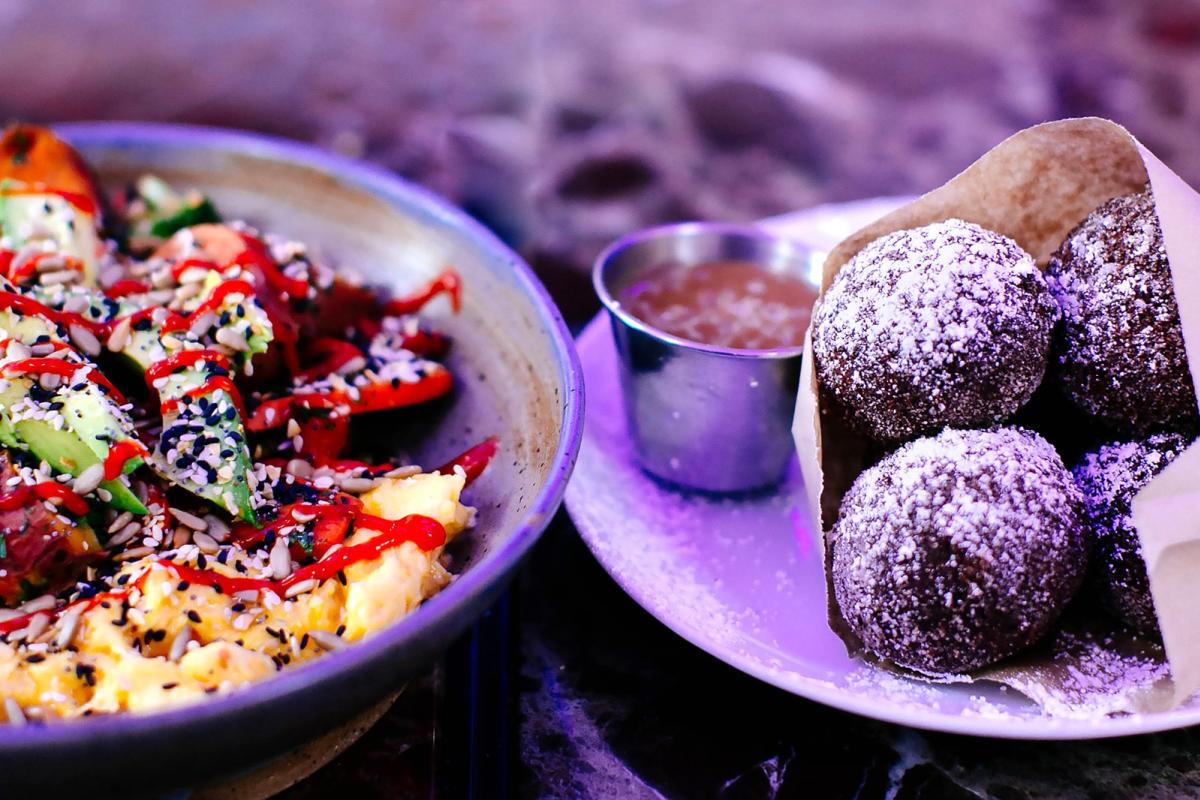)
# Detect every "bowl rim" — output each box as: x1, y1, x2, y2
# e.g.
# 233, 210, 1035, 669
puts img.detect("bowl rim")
0, 121, 584, 750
